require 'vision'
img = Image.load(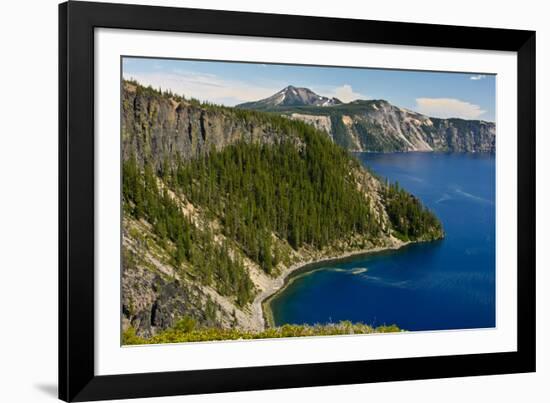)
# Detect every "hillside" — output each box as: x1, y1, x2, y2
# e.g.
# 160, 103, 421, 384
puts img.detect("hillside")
121, 80, 443, 339
237, 88, 496, 153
